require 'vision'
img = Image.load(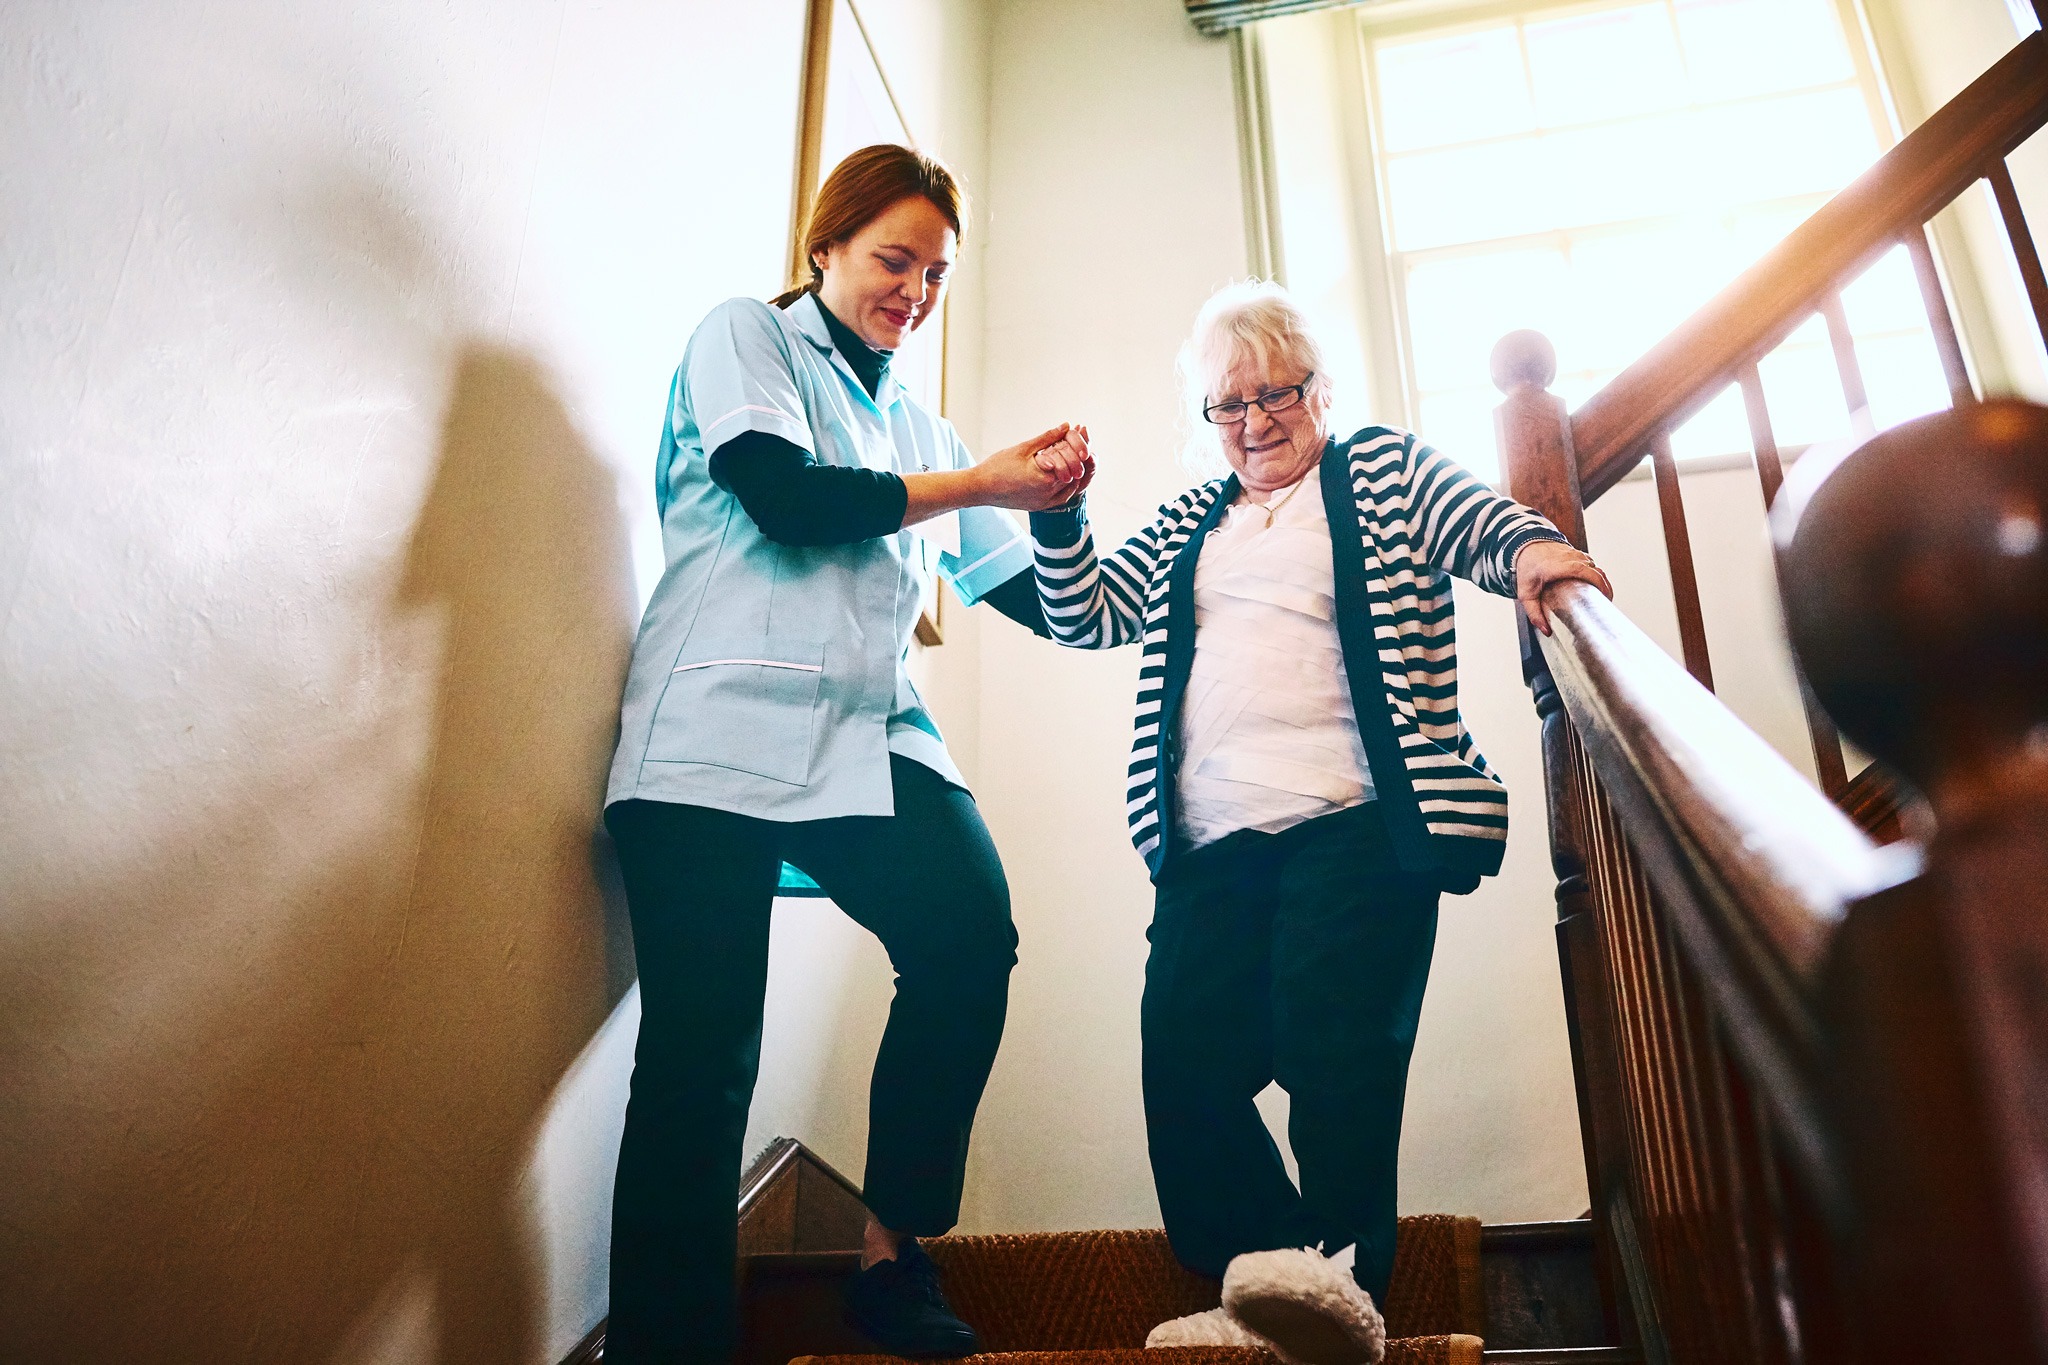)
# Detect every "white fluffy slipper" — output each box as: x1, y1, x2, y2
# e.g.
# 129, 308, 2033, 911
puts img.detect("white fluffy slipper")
1221, 1248, 1387, 1365
1146, 1307, 1297, 1359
